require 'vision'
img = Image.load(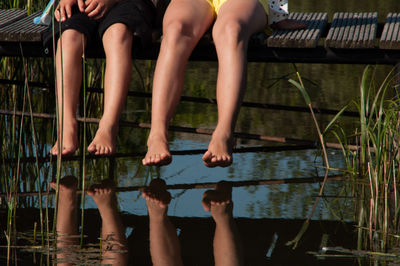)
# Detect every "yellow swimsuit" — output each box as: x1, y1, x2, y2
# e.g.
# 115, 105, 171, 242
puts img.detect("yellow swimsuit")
208, 0, 269, 16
